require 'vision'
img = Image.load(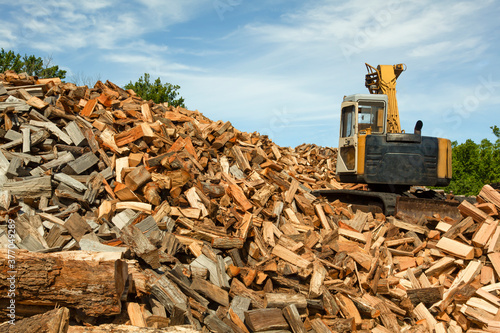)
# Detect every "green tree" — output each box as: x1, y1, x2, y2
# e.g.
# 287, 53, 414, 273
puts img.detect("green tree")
444, 126, 500, 196
124, 73, 186, 107
0, 48, 66, 79
491, 125, 500, 139
0, 49, 23, 73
